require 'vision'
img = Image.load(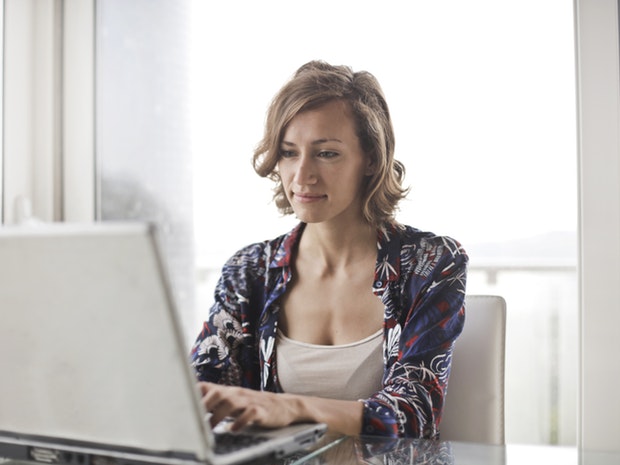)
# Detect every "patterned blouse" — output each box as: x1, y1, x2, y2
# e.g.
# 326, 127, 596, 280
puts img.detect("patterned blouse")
190, 222, 468, 438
